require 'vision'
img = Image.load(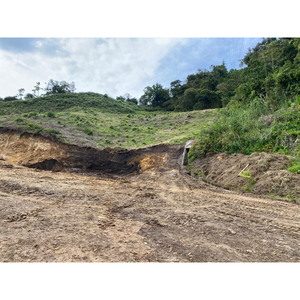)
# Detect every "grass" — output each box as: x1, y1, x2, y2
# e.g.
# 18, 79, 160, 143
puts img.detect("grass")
0, 93, 216, 149
287, 157, 300, 174
188, 98, 300, 174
